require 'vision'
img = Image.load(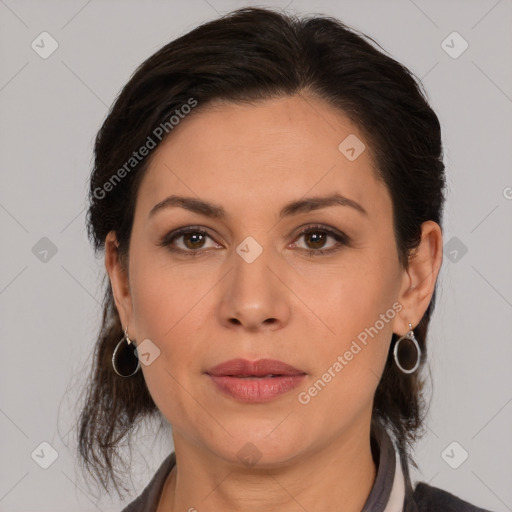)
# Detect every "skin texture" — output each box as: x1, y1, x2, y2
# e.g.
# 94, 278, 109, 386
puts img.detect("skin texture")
105, 94, 443, 512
